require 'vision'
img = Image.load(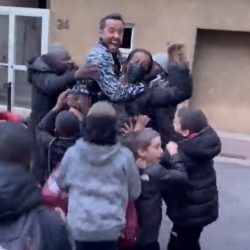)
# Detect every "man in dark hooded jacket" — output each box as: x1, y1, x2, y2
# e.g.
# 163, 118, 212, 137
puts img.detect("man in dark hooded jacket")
27, 45, 99, 132
0, 121, 72, 250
